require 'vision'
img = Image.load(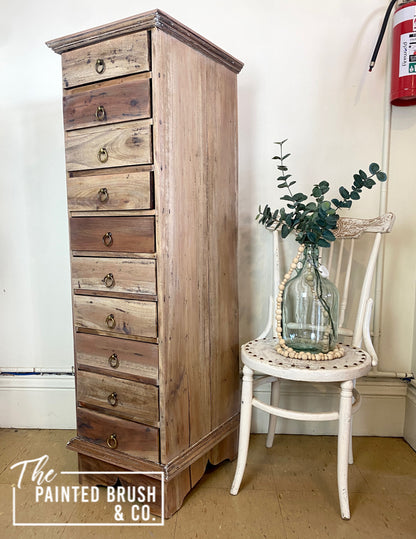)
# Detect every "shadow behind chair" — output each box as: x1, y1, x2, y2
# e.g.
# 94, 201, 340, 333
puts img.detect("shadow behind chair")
230, 213, 395, 519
